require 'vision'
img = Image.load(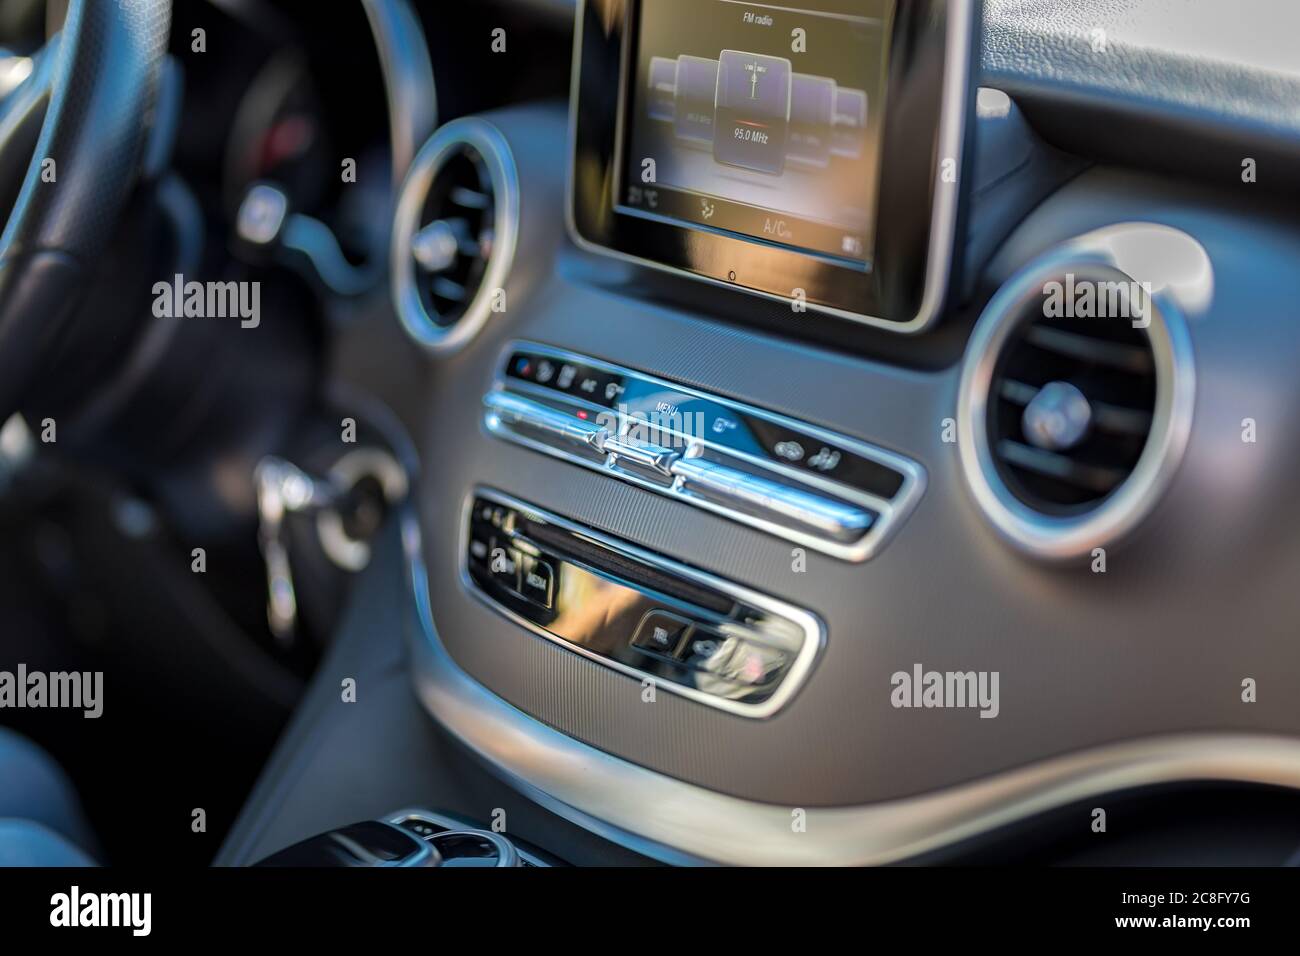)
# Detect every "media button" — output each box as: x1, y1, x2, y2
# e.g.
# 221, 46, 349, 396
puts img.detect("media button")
520, 556, 554, 608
